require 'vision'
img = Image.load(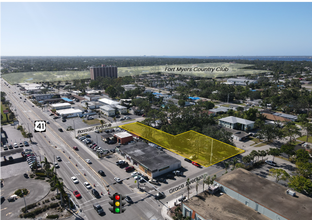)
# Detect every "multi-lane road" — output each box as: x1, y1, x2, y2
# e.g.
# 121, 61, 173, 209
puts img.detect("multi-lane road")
1, 79, 226, 220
